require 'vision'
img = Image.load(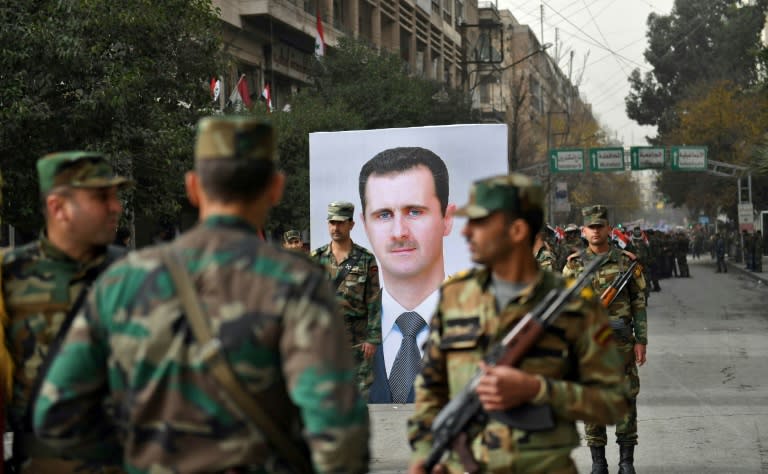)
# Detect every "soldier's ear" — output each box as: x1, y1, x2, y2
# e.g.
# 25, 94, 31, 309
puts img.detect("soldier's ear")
185, 171, 201, 208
